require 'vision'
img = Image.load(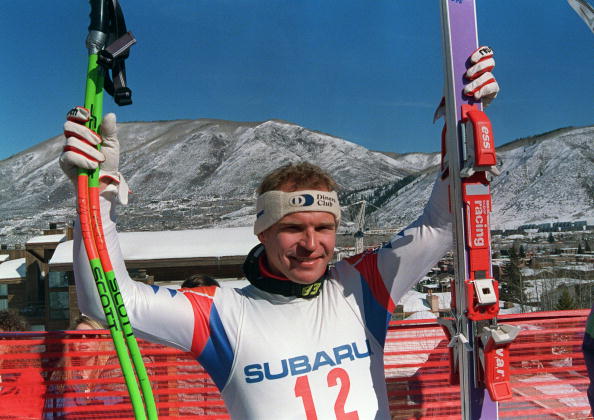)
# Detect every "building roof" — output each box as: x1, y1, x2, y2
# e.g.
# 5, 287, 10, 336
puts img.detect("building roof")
219, 279, 250, 288
506, 234, 526, 239
0, 258, 26, 282
397, 290, 452, 313
49, 226, 259, 270
26, 234, 67, 245
0, 254, 9, 263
